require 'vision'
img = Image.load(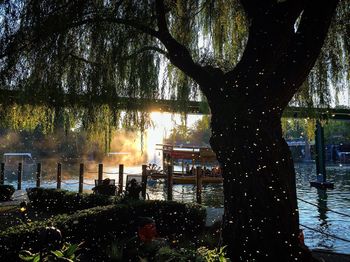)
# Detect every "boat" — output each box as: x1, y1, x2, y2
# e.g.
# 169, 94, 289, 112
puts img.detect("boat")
2, 153, 36, 181
172, 174, 223, 184
156, 144, 223, 185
